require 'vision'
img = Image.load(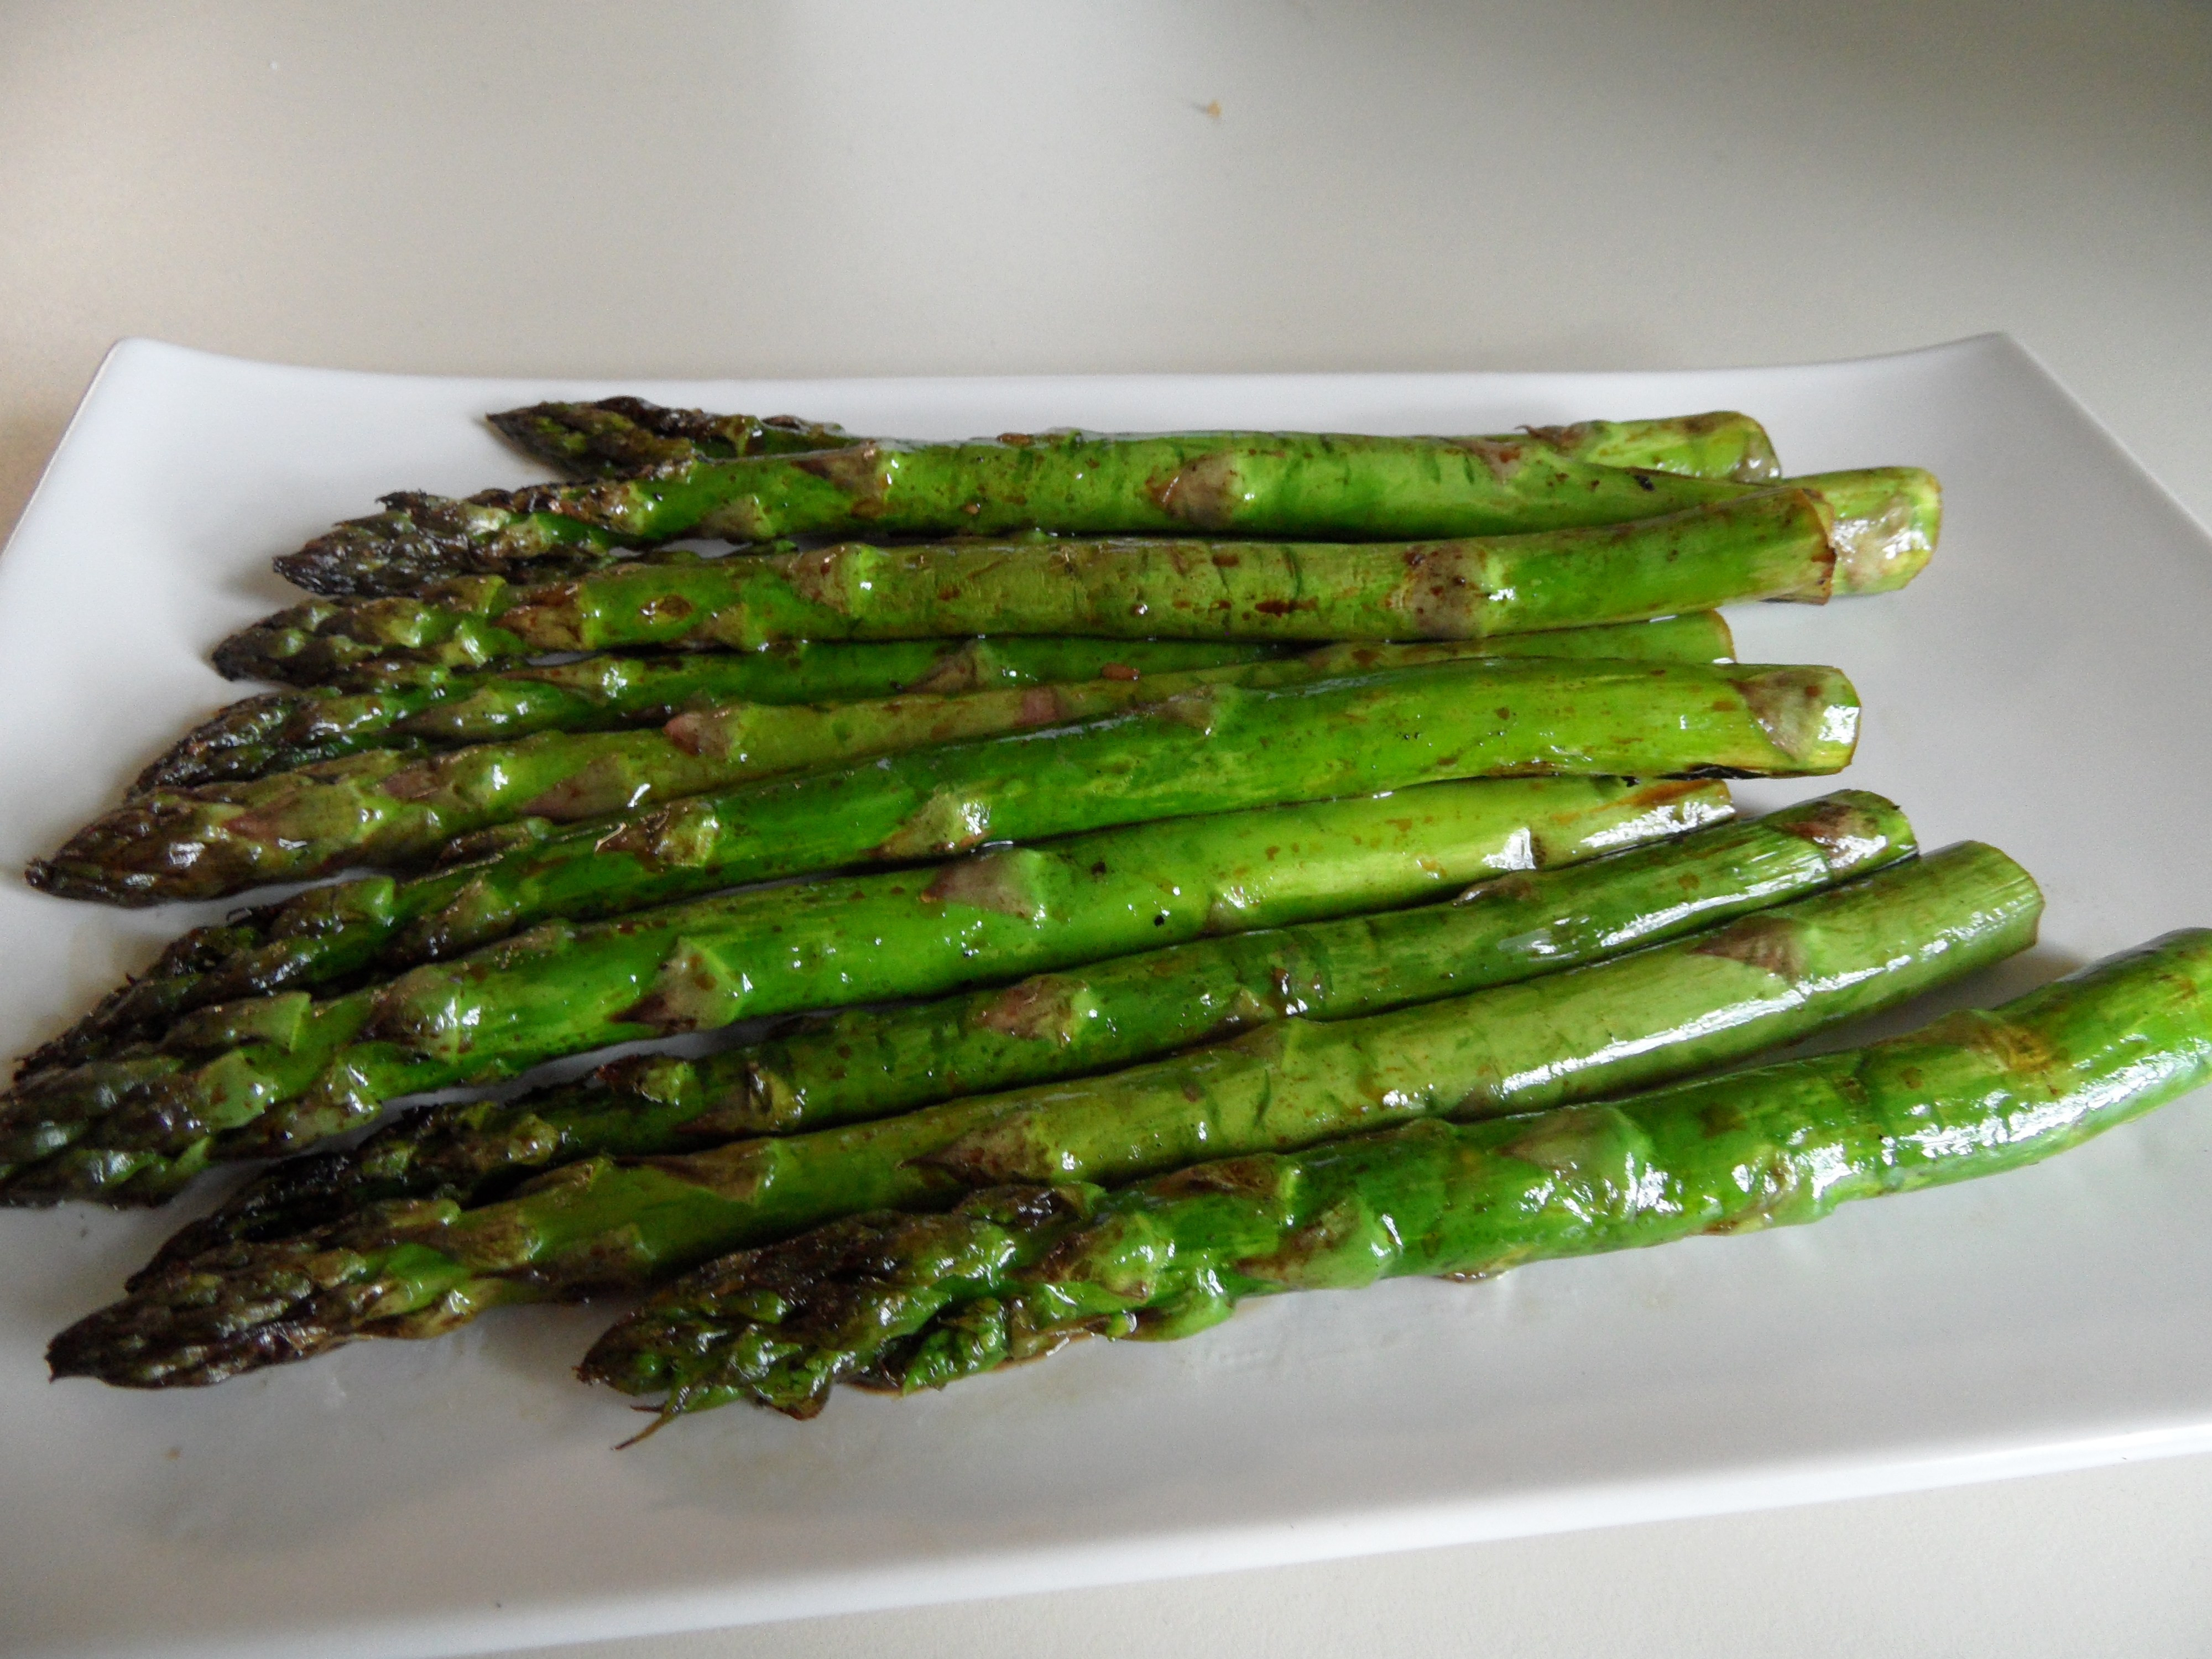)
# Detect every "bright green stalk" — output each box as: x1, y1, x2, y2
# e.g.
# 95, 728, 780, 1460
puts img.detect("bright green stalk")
491, 400, 1782, 485
30, 652, 1782, 1067
137, 637, 1291, 791
28, 653, 1853, 910
226, 490, 1830, 686
142, 791, 1905, 1266
3, 776, 1730, 1204
573, 922, 2210, 1423
279, 422, 1785, 598
57, 637, 1762, 900
50, 843, 2039, 1387
154, 615, 1729, 791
